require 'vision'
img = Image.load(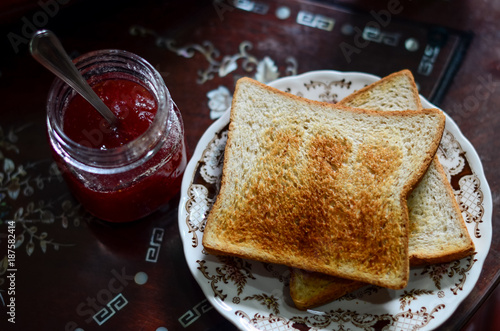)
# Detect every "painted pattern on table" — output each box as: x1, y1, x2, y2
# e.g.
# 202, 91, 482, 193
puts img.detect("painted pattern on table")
183, 77, 485, 331
0, 124, 90, 290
